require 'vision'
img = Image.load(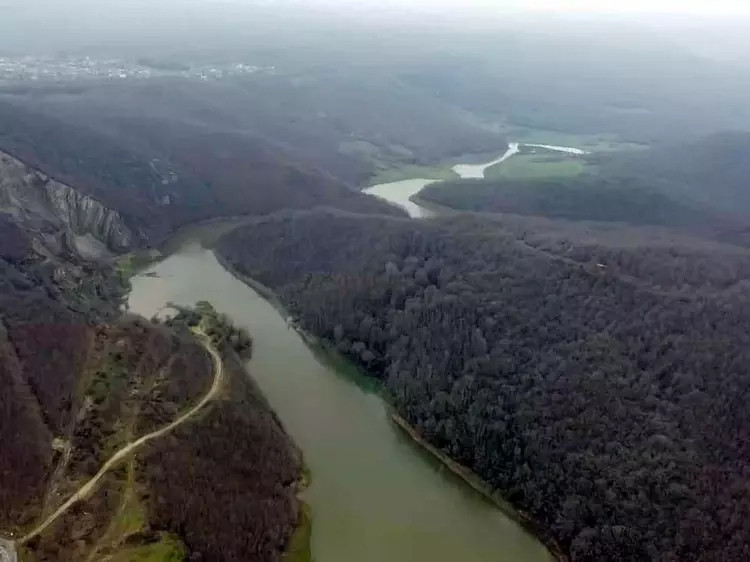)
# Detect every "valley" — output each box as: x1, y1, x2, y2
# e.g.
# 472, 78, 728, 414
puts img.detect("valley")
1, 6, 750, 561
127, 233, 554, 562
